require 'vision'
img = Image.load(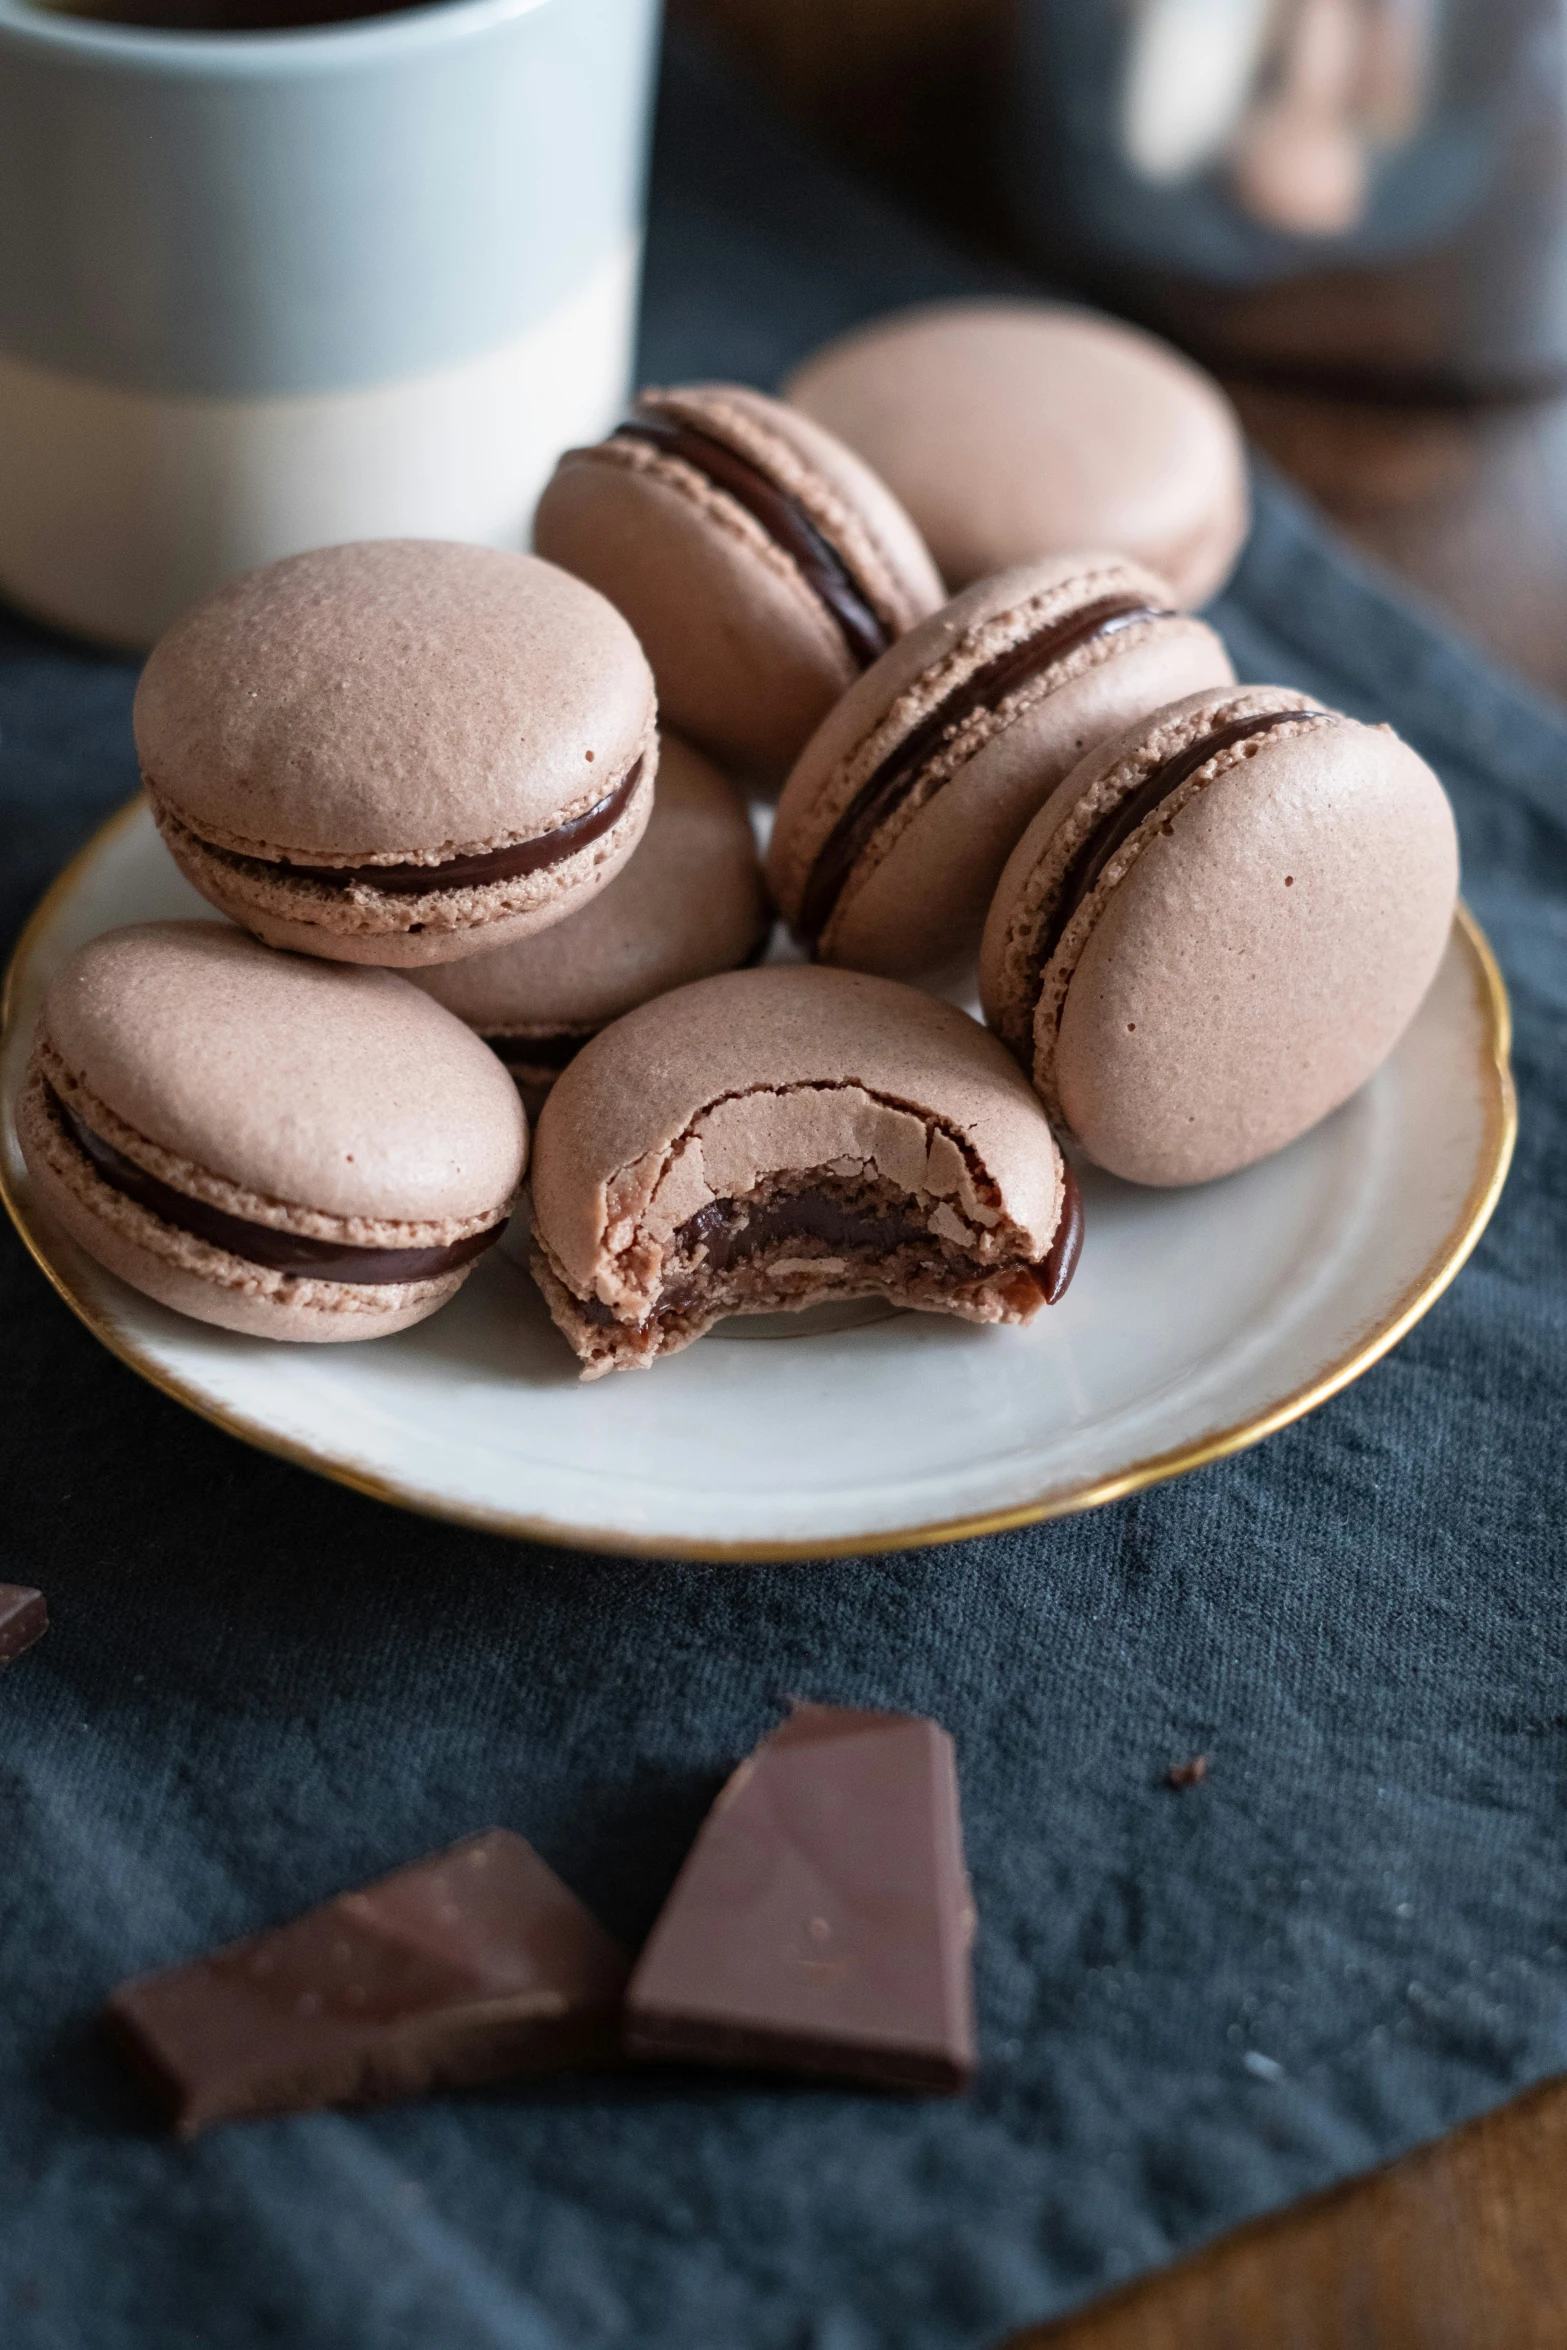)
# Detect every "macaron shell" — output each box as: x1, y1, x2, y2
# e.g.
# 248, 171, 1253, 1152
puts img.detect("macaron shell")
409, 738, 766, 1034
767, 554, 1233, 978
531, 965, 1062, 1299
820, 613, 1234, 980
40, 922, 527, 1225
769, 557, 1167, 919
133, 541, 655, 860
979, 685, 1317, 1057
785, 302, 1249, 606
153, 755, 655, 970
533, 385, 942, 776
19, 1071, 469, 1343
653, 386, 945, 632
1050, 723, 1459, 1185
534, 446, 856, 772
